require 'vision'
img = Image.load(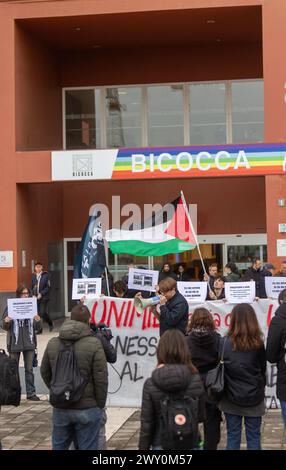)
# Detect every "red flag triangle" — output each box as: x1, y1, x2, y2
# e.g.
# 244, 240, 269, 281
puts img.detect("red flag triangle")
164, 197, 197, 244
